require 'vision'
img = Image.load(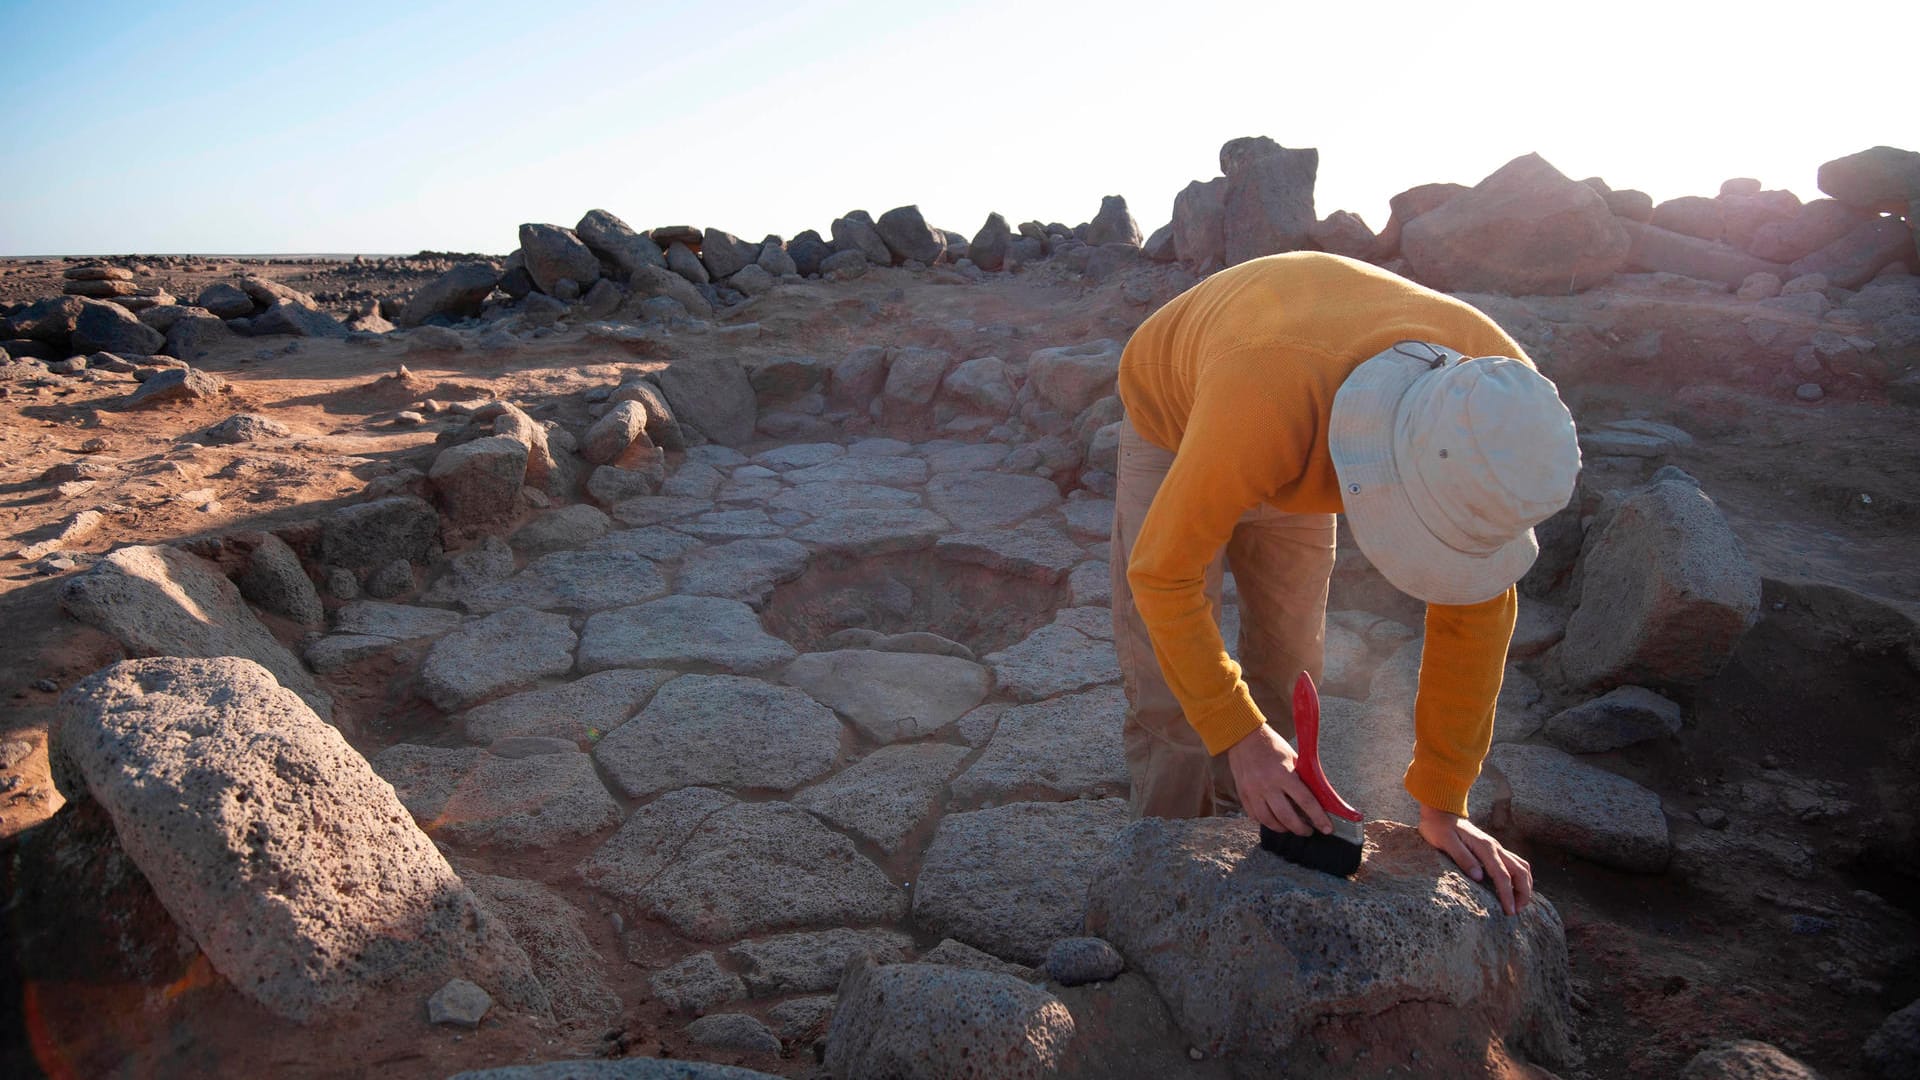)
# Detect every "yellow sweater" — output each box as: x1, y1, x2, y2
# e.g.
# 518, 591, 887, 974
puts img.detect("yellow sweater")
1118, 252, 1525, 817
